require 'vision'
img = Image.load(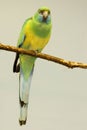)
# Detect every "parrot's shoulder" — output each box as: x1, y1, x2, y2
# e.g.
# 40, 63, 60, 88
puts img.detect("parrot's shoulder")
17, 17, 32, 47
22, 17, 32, 29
